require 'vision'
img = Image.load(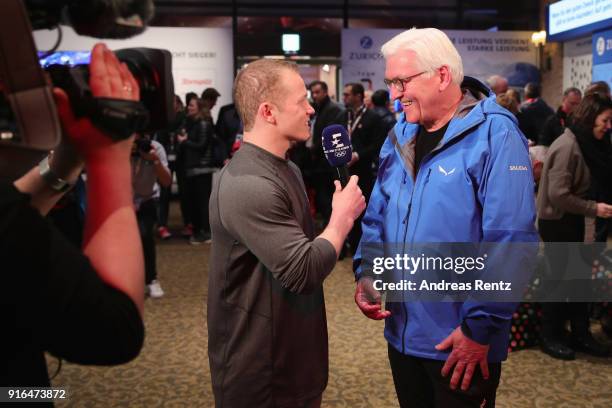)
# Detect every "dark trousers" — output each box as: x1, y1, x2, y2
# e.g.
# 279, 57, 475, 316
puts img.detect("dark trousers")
388, 344, 501, 408
158, 163, 175, 227
175, 166, 191, 226
538, 214, 589, 339
185, 173, 213, 235
137, 199, 158, 284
